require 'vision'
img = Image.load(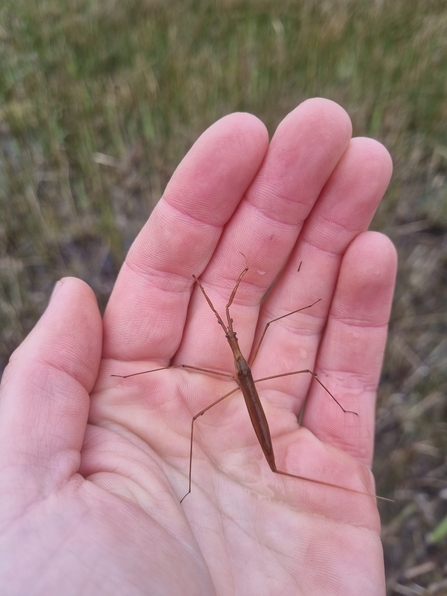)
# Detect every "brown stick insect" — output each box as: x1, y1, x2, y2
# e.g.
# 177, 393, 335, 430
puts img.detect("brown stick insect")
113, 264, 392, 503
